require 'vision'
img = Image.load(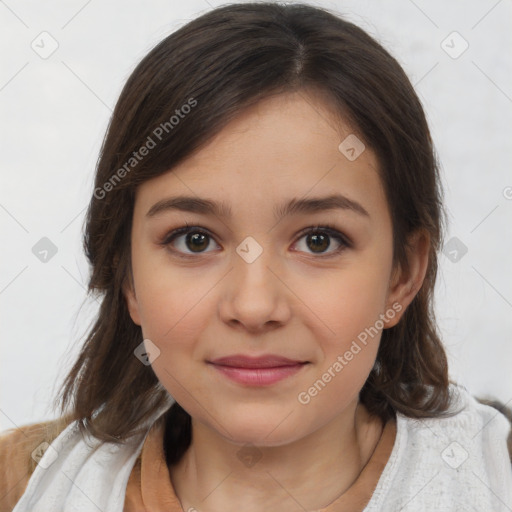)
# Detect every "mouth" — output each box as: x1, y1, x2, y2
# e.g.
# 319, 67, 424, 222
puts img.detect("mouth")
206, 354, 310, 386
